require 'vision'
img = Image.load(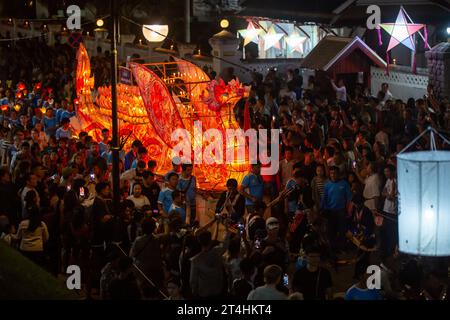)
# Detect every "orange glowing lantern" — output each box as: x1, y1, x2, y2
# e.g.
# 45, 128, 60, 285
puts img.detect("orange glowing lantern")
17, 82, 26, 91
40, 107, 47, 114
13, 104, 21, 112
16, 92, 22, 99
1, 105, 8, 112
